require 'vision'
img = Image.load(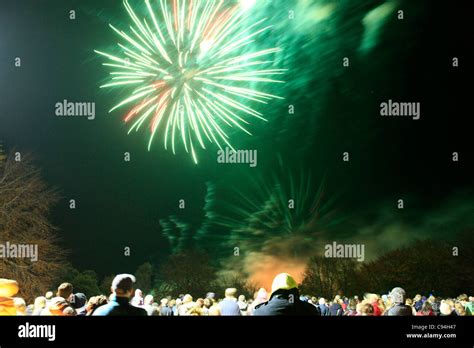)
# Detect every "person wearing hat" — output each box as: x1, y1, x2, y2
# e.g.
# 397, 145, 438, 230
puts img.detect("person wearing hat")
253, 273, 320, 316
386, 287, 412, 316
93, 274, 147, 316
71, 292, 88, 316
